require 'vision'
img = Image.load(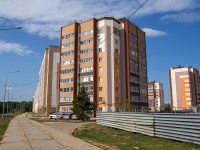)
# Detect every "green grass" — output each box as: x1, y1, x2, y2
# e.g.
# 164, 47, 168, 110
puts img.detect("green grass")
74, 123, 200, 150
0, 117, 12, 141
